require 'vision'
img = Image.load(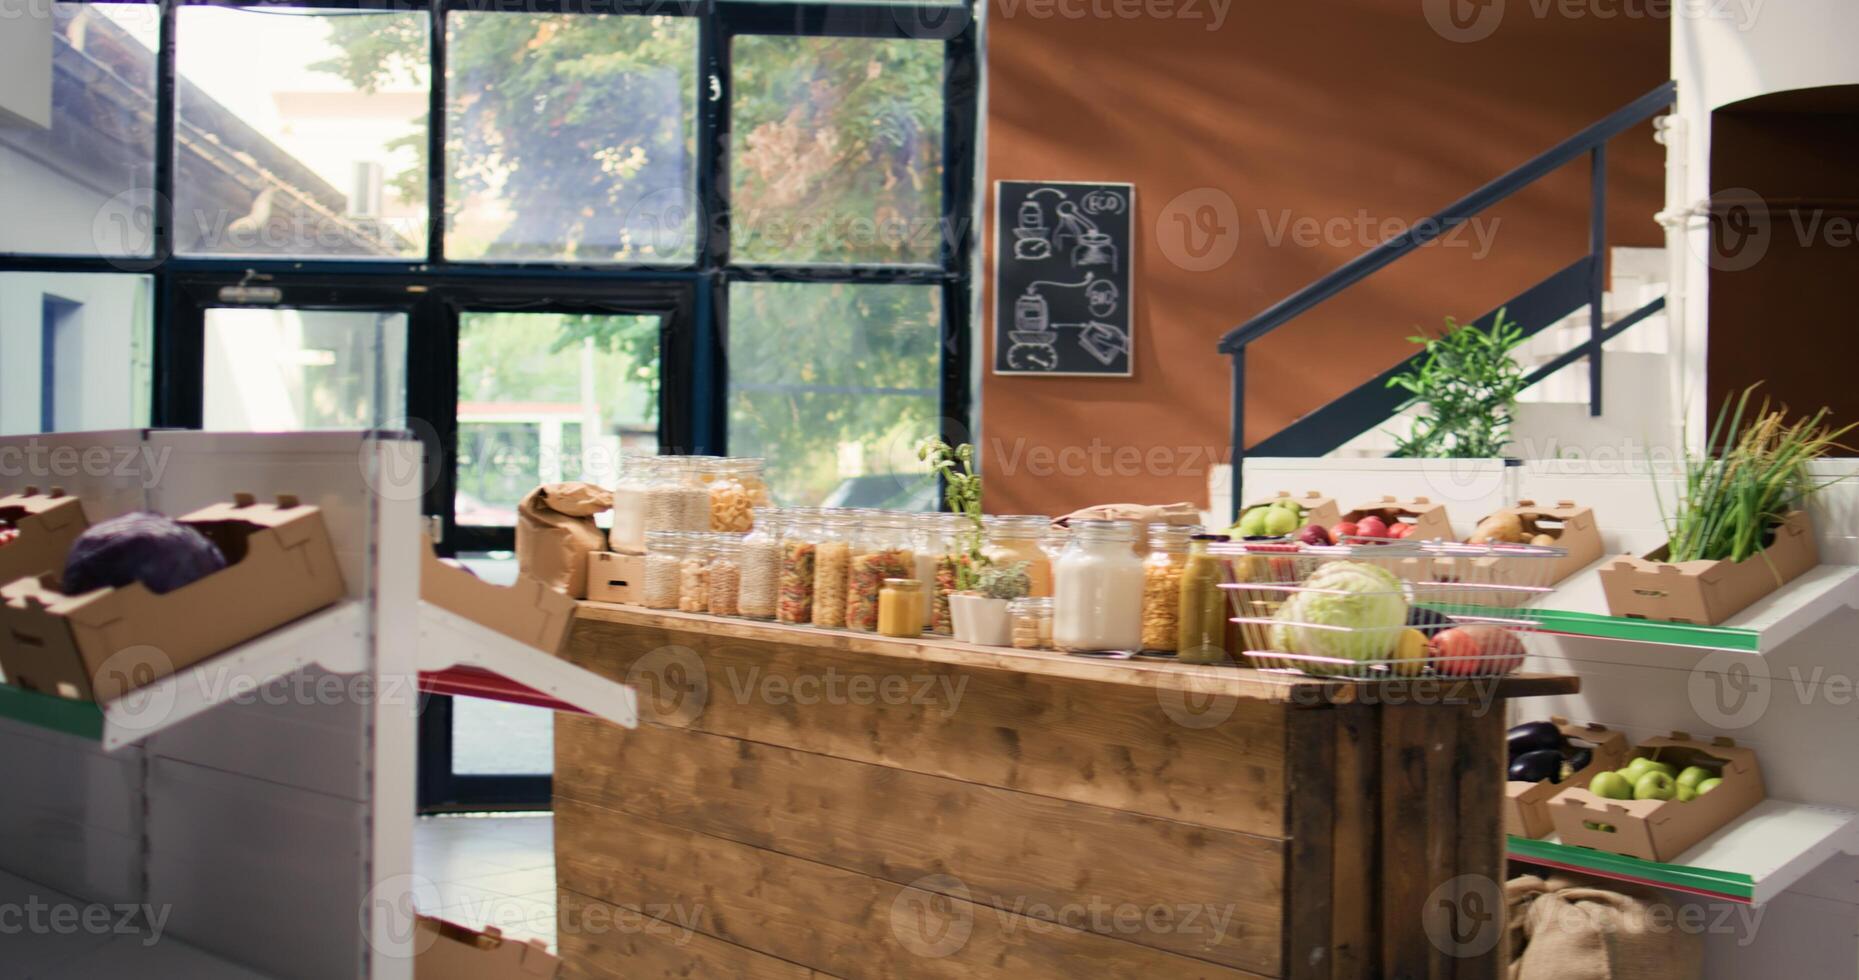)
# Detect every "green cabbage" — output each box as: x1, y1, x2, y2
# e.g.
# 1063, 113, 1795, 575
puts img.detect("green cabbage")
1269, 560, 1409, 674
